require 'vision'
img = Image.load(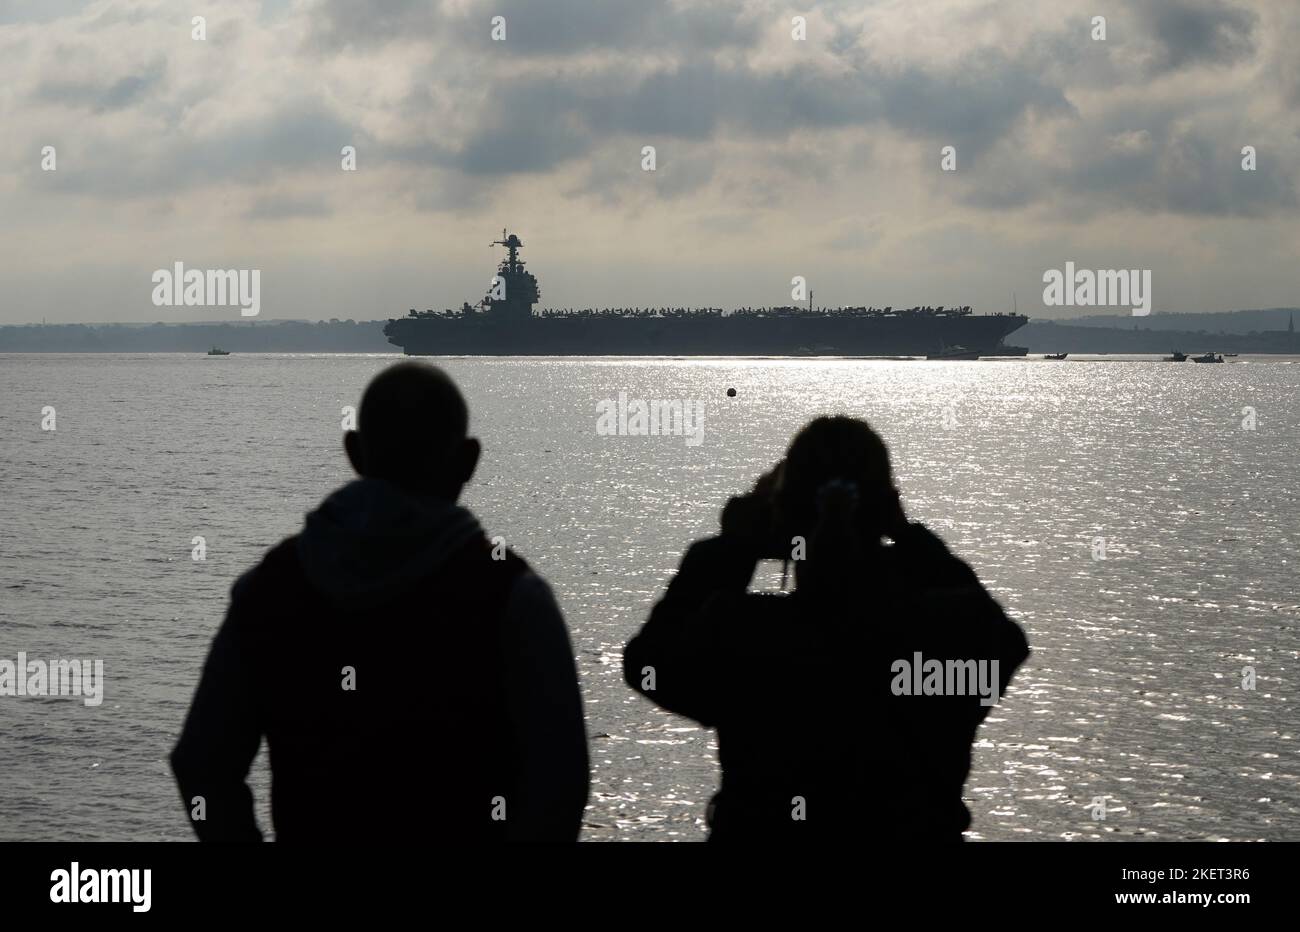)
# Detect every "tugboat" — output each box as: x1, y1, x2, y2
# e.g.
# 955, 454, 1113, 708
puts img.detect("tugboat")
207, 347, 230, 356
1044, 352, 1068, 360
1192, 352, 1224, 363
1164, 350, 1188, 362
383, 230, 1029, 357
